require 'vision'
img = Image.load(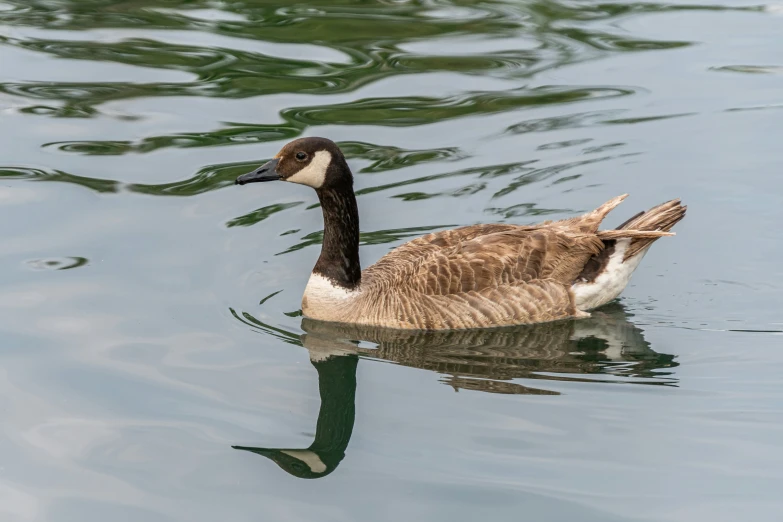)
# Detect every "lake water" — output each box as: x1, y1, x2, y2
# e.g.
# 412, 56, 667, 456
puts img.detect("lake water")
1, 0, 782, 520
